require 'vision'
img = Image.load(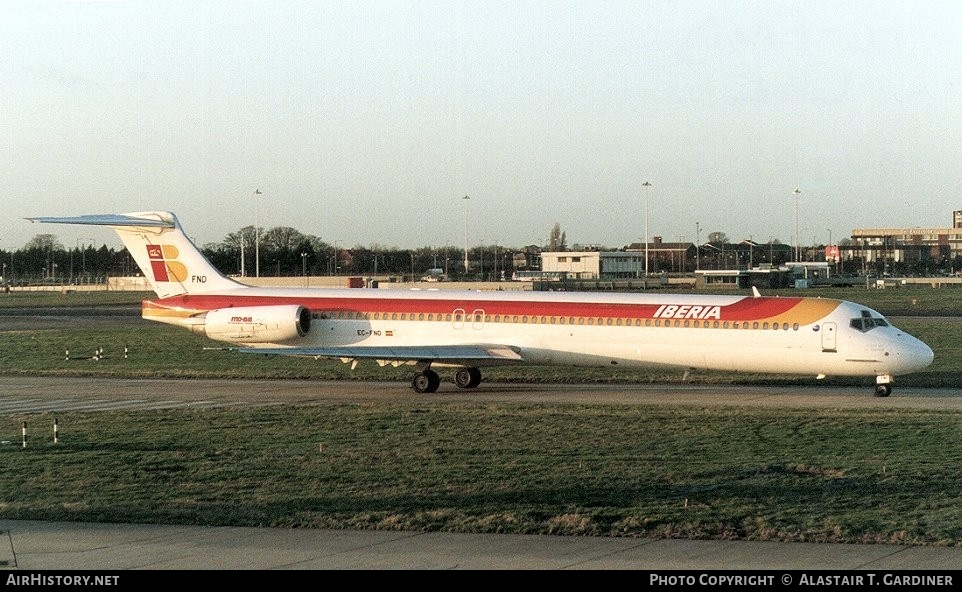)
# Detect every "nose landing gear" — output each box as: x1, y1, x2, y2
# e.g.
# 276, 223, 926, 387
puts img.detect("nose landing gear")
874, 375, 893, 397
